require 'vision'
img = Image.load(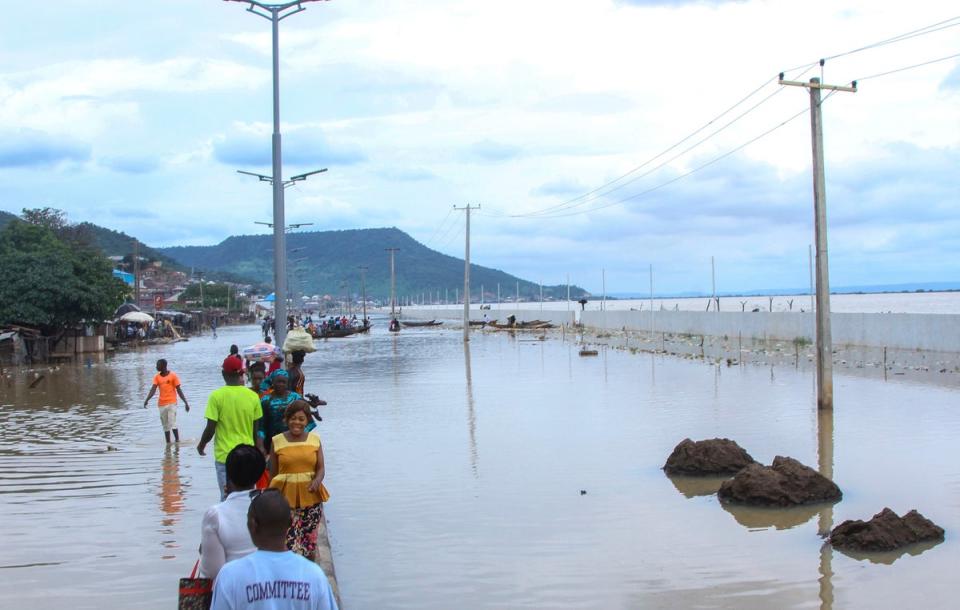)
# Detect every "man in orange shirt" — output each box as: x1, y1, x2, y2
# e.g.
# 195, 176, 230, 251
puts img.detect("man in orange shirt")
143, 358, 190, 443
